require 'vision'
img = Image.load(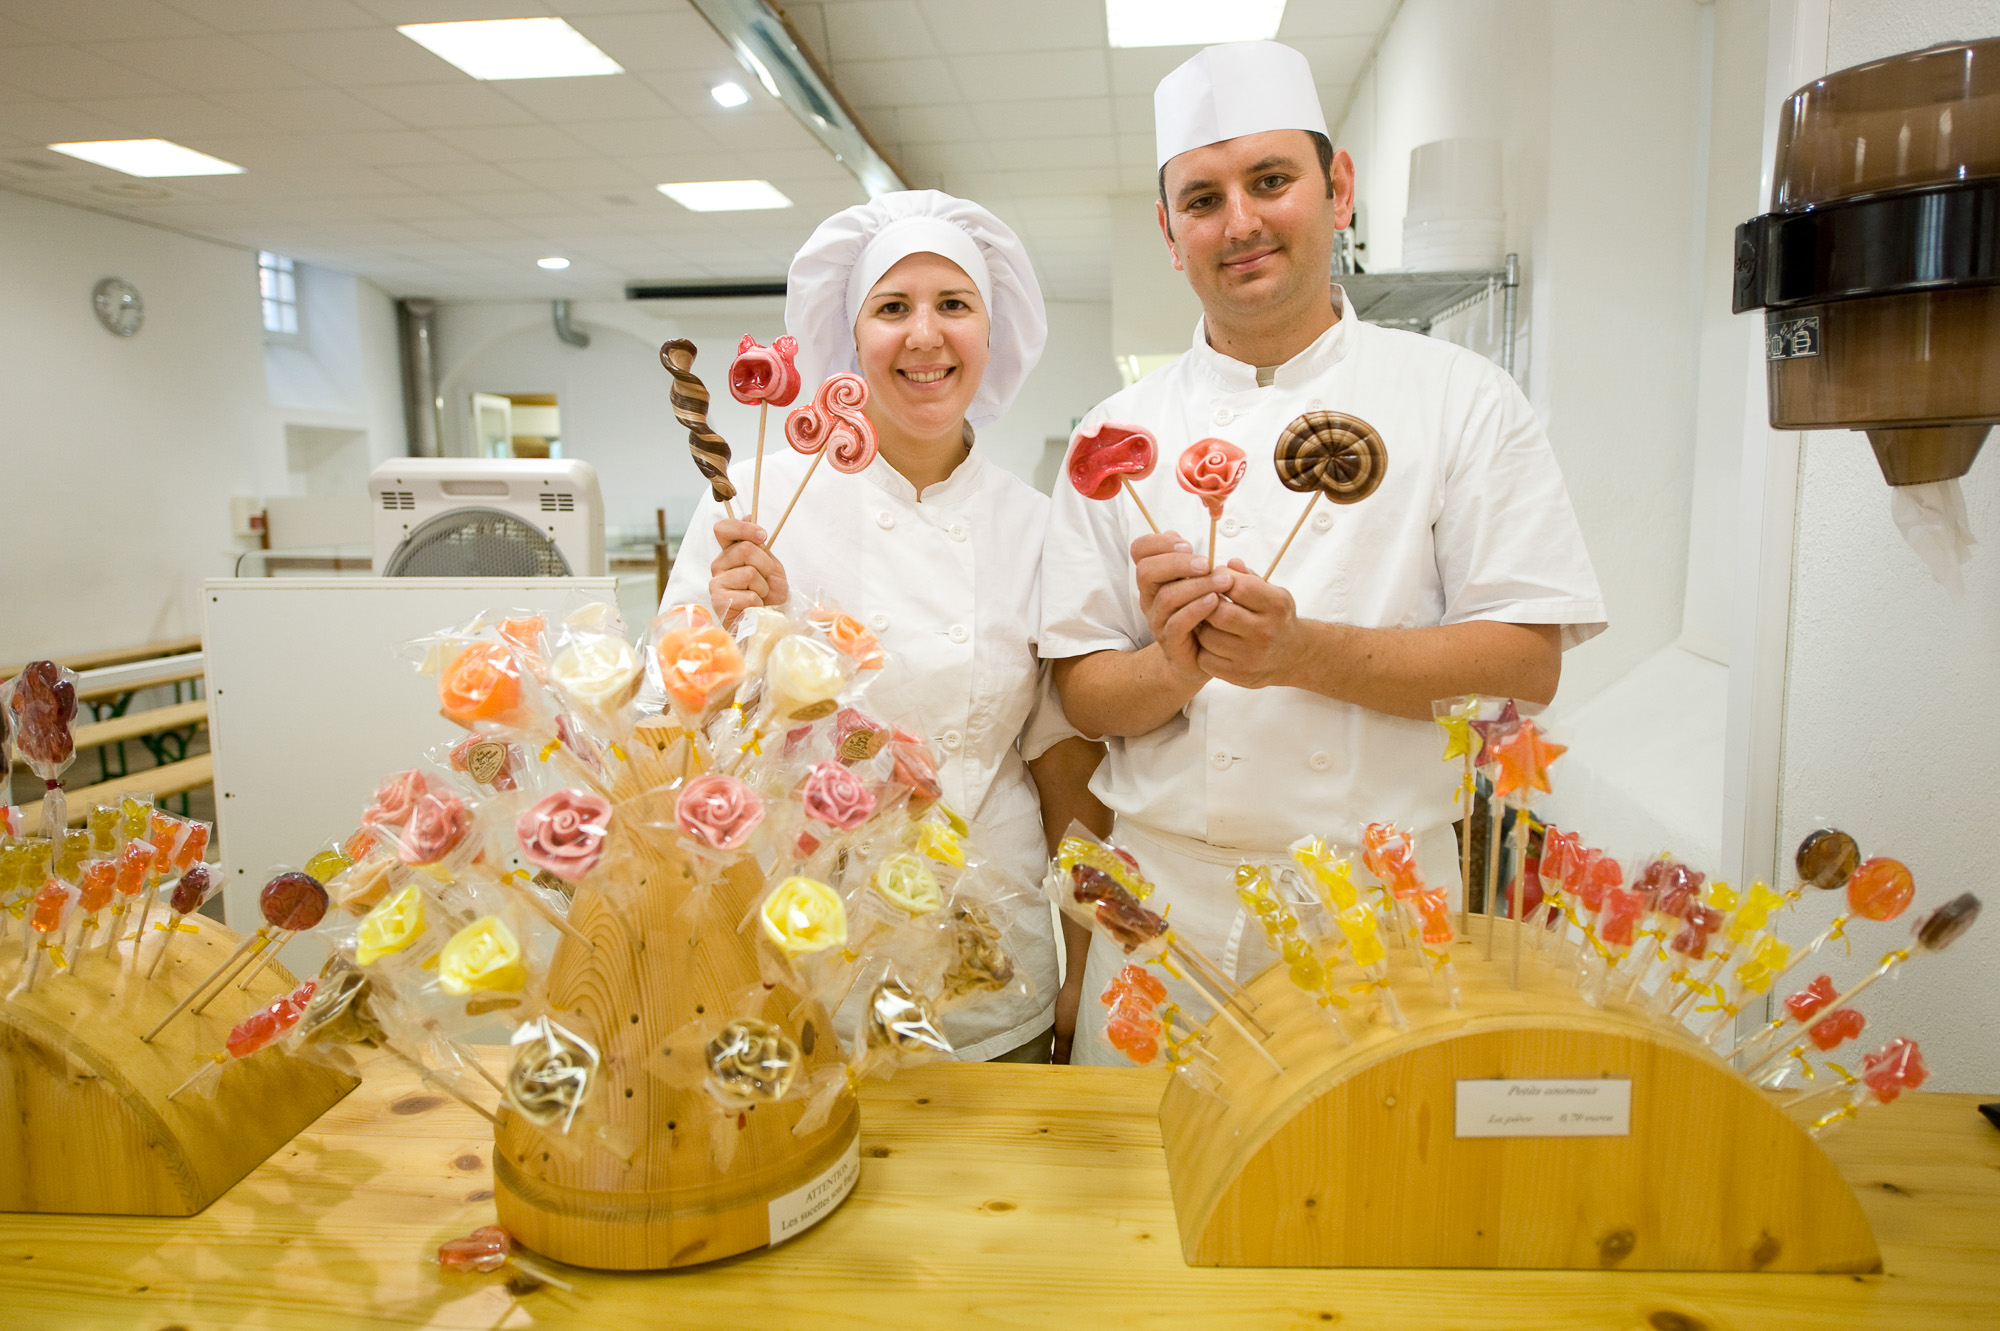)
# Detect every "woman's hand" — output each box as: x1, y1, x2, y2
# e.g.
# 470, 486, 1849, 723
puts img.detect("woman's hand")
707, 518, 789, 624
